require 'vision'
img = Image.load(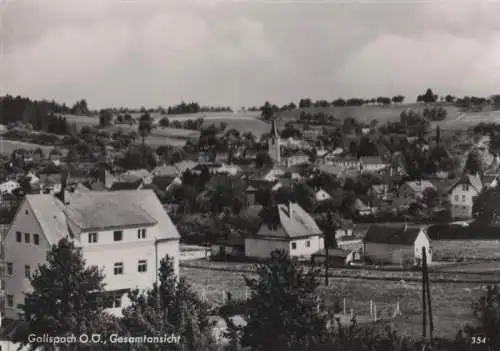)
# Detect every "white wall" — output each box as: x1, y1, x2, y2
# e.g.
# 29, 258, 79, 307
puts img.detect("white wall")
449, 185, 479, 219
4, 200, 50, 319
289, 236, 323, 258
